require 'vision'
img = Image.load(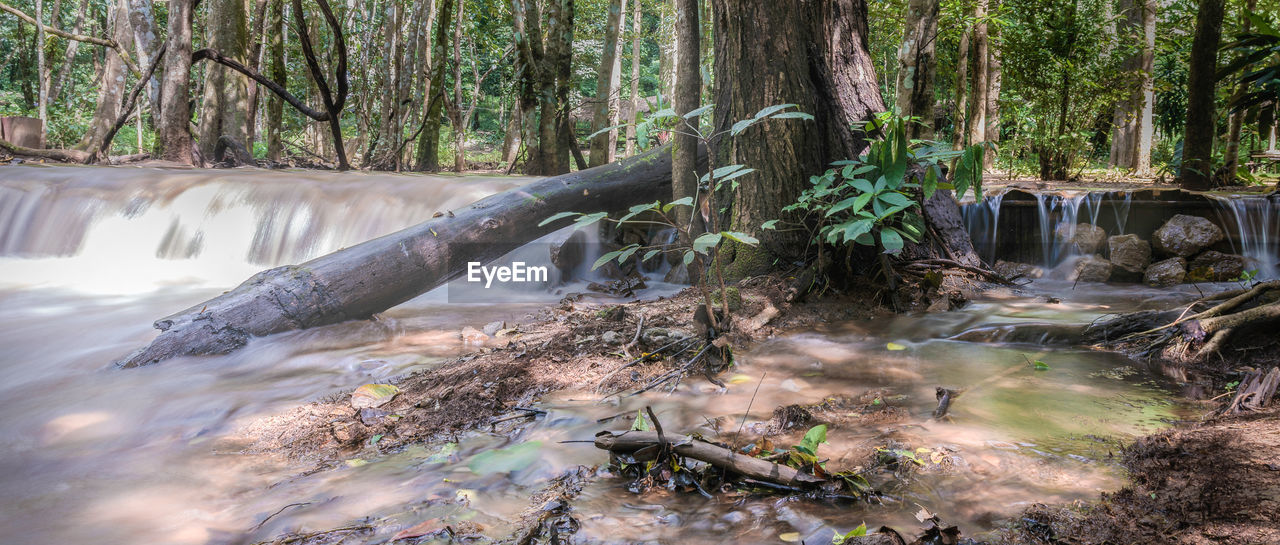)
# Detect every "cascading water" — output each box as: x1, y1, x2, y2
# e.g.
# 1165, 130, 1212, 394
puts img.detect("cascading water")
1210, 193, 1280, 280
960, 189, 1006, 265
